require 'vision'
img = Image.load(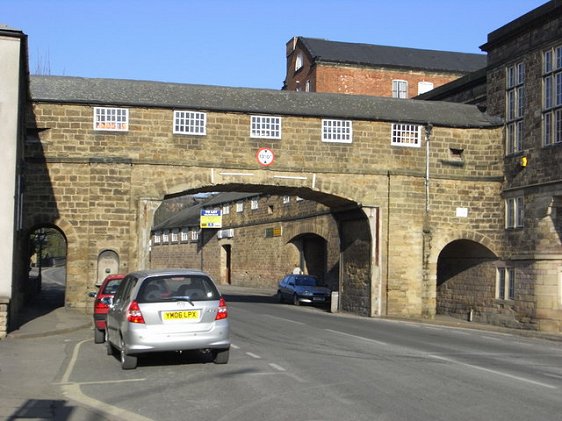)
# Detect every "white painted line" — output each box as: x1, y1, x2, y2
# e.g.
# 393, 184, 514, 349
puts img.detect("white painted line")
428, 354, 557, 389
325, 329, 389, 346
231, 344, 240, 349
61, 339, 88, 383
269, 363, 286, 372
246, 352, 262, 359
61, 378, 146, 386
